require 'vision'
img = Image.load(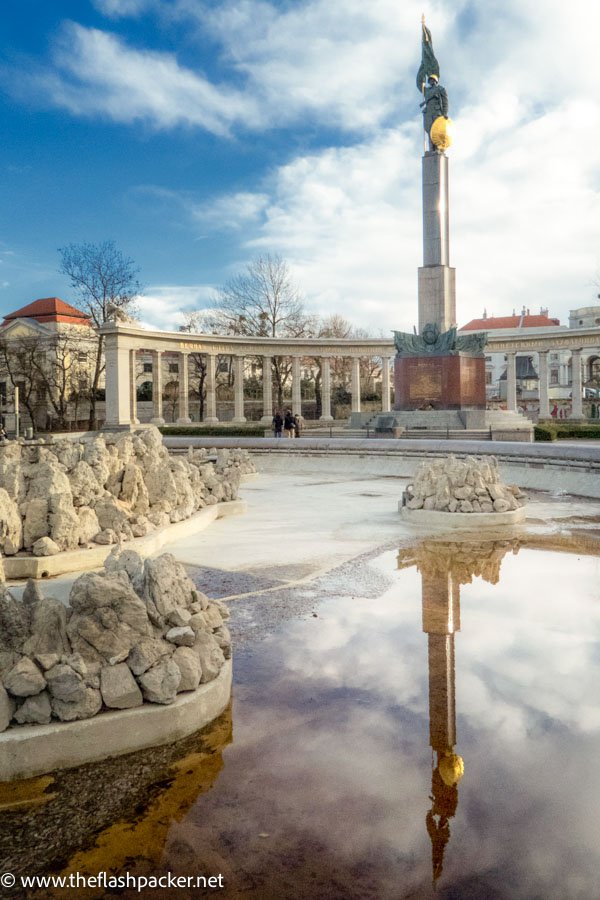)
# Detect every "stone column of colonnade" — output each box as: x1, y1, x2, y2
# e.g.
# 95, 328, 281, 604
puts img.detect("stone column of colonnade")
204, 353, 219, 423
151, 350, 165, 425
104, 334, 135, 428
232, 356, 246, 423
291, 357, 302, 416
505, 352, 517, 412
261, 355, 273, 424
177, 351, 191, 424
129, 349, 140, 425
381, 356, 391, 413
320, 357, 333, 421
571, 348, 584, 419
537, 350, 549, 419
351, 357, 361, 414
